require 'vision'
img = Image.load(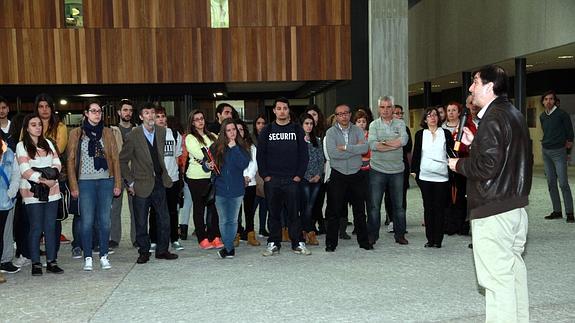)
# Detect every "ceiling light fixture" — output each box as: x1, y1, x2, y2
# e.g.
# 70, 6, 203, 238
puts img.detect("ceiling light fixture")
78, 94, 100, 98
526, 64, 534, 68
432, 84, 440, 88
60, 99, 68, 105
213, 92, 224, 98
557, 55, 573, 59
448, 81, 458, 84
